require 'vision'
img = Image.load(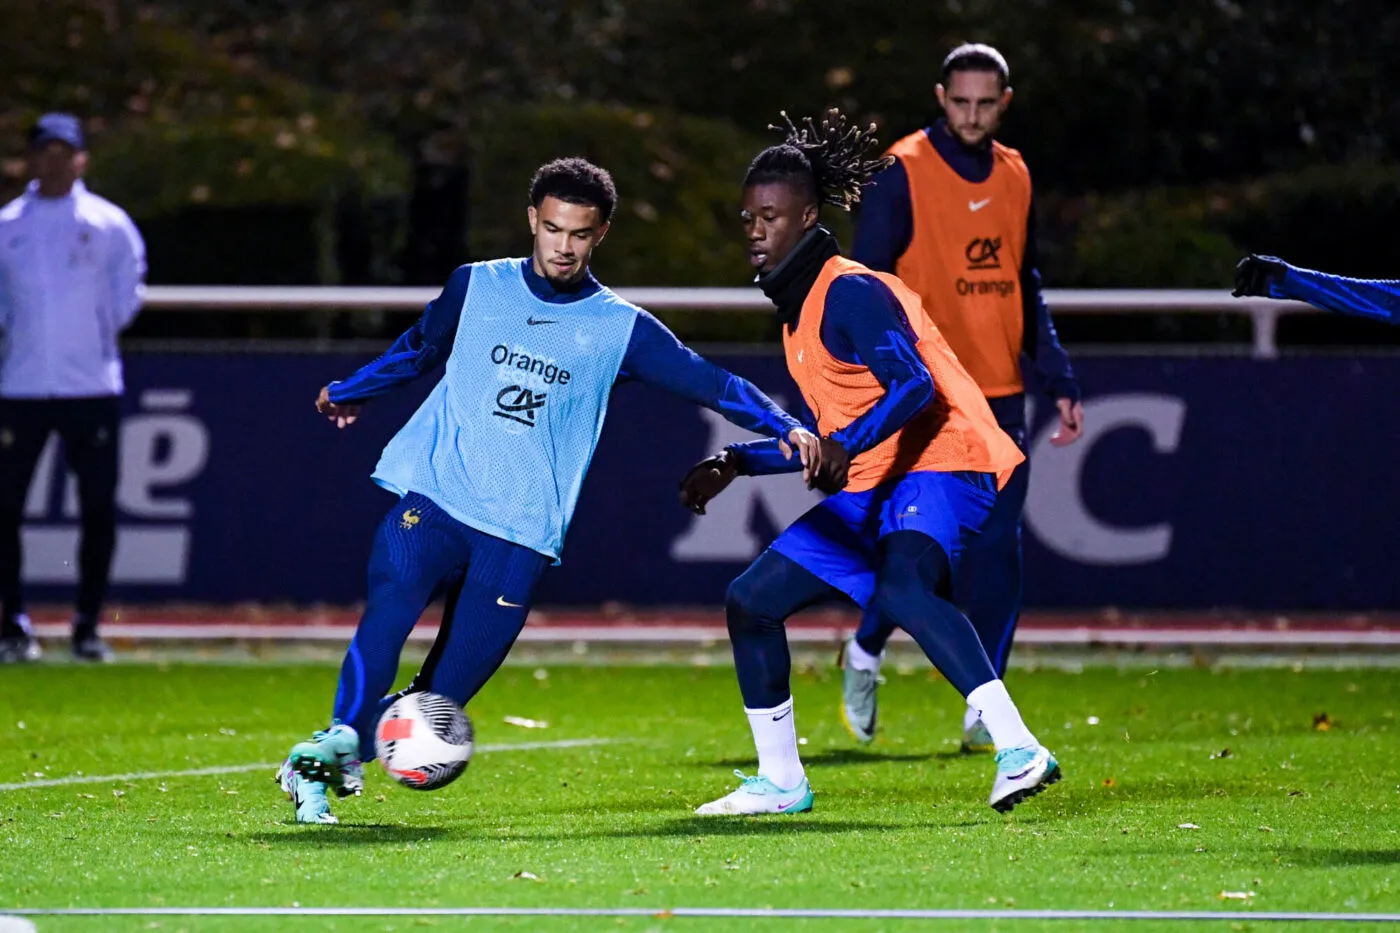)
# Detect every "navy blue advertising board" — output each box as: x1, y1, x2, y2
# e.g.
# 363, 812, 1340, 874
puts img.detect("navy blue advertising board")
18, 352, 1400, 610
